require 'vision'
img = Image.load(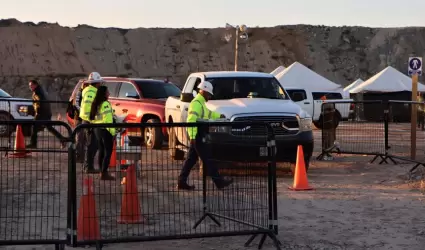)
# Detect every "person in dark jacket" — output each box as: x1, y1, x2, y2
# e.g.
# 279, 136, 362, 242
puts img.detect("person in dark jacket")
26, 80, 66, 149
